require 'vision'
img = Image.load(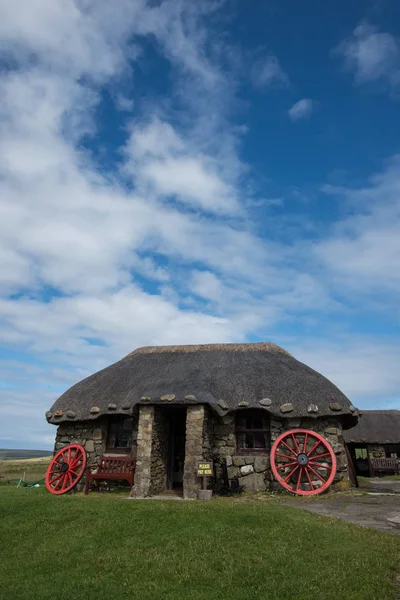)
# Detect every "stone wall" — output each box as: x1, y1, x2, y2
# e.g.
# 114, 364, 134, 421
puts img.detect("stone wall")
52, 406, 350, 496
210, 412, 272, 492
208, 412, 350, 493
150, 408, 169, 495
131, 405, 154, 497
53, 414, 138, 491
54, 418, 107, 473
183, 405, 206, 499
